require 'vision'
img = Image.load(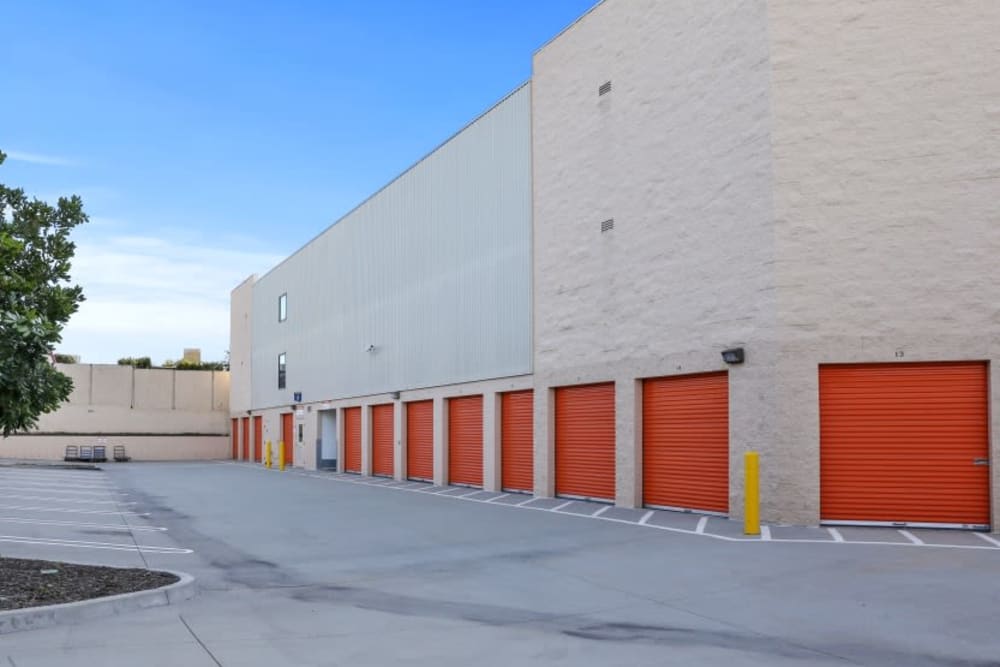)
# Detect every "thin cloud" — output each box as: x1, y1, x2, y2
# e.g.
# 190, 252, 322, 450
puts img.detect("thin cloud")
5, 150, 78, 167
58, 233, 283, 364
